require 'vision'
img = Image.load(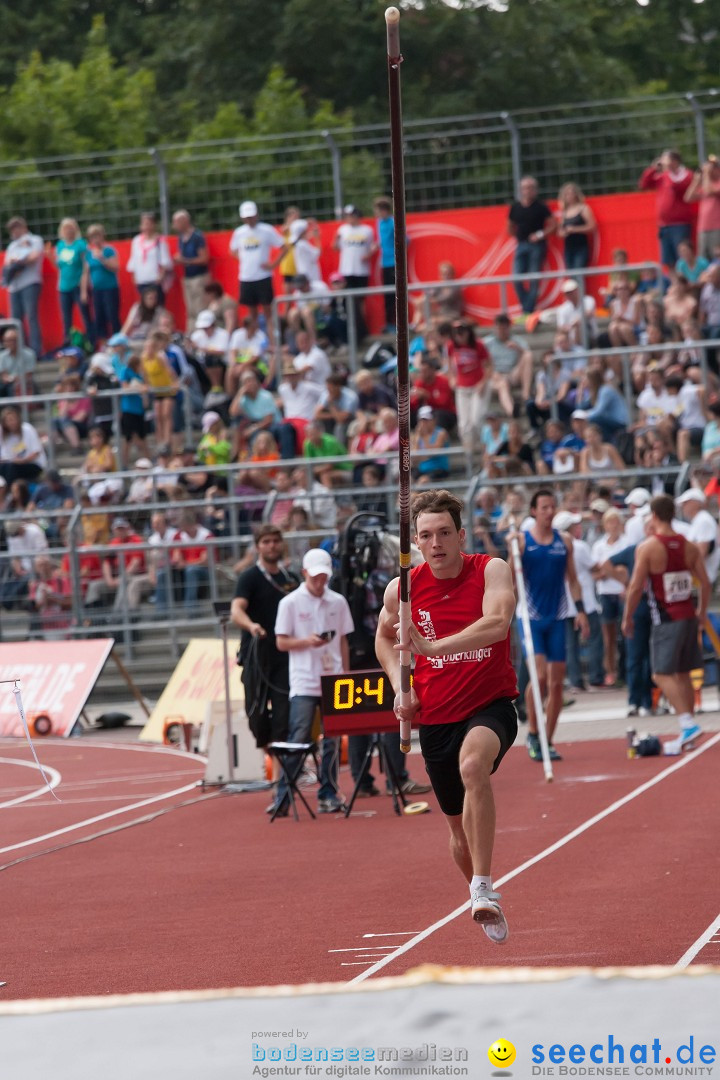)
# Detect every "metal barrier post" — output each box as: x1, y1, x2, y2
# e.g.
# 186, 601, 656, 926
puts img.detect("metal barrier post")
346, 293, 358, 370
271, 301, 283, 359
44, 400, 56, 470
686, 93, 707, 166
500, 111, 522, 195
322, 130, 344, 219
621, 353, 634, 419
